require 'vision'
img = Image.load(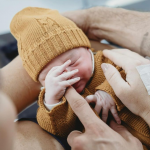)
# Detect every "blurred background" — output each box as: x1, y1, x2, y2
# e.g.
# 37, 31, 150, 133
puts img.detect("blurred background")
0, 0, 149, 118
1, 0, 150, 67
